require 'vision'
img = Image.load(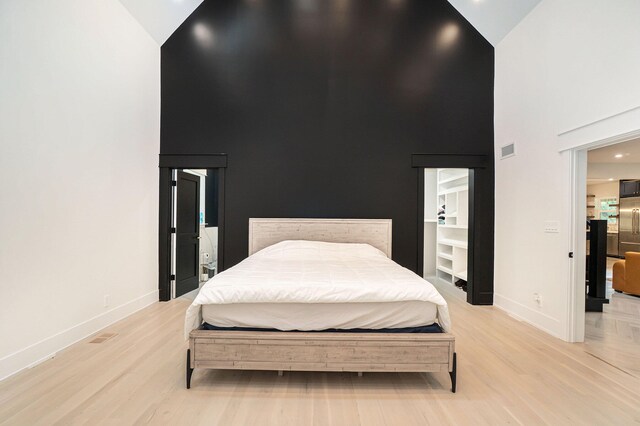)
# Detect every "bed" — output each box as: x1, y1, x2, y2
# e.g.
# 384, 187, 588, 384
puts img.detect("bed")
185, 218, 457, 392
